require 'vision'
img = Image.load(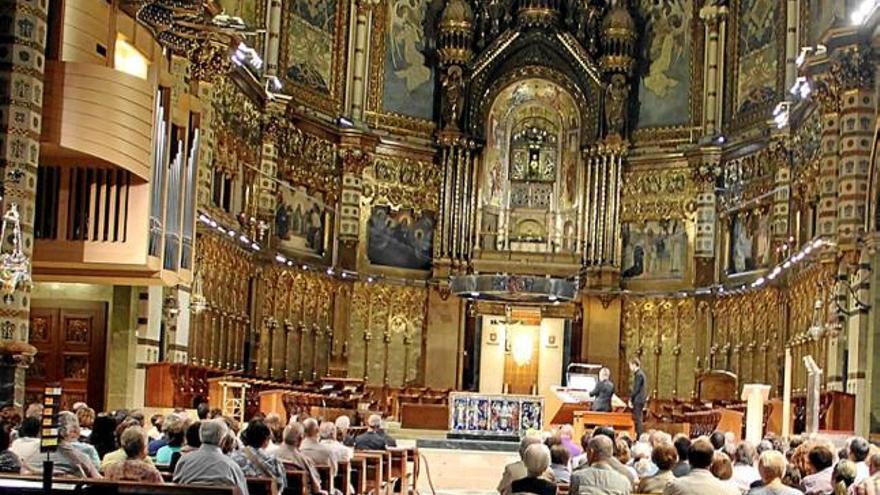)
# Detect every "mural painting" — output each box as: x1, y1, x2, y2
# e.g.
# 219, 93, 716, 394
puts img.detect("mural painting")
383, 0, 434, 119
735, 0, 780, 116
367, 206, 435, 270
622, 219, 688, 280
728, 211, 772, 274
637, 0, 692, 128
285, 0, 339, 94
275, 185, 329, 256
